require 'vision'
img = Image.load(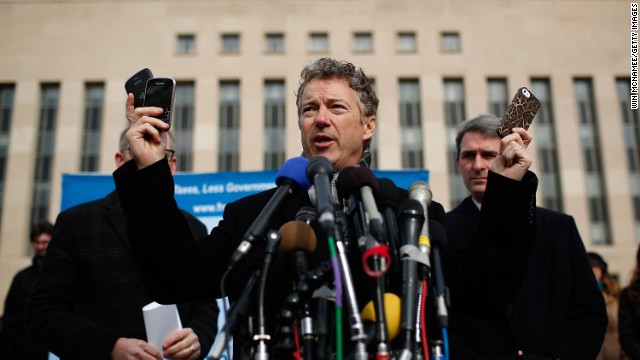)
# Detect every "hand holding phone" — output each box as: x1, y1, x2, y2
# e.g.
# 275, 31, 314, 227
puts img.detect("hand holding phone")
497, 87, 540, 138
143, 77, 176, 127
124, 68, 154, 108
